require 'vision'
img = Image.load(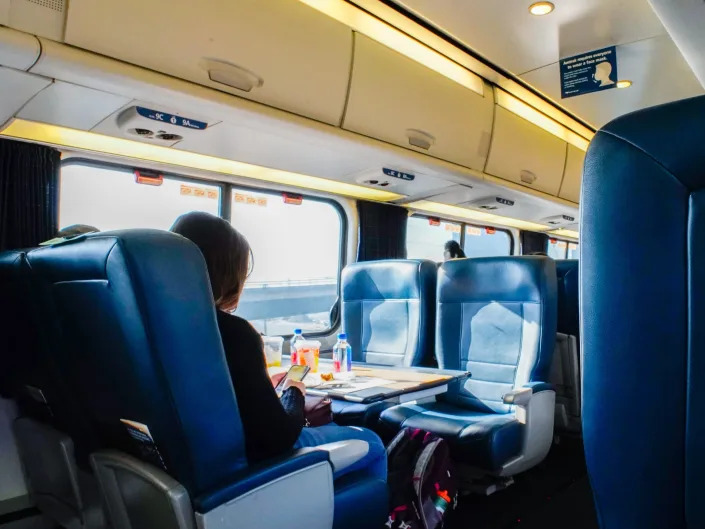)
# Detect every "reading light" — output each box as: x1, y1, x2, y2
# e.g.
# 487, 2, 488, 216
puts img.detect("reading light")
0, 119, 404, 202
297, 0, 484, 96
529, 2, 555, 16
616, 80, 632, 89
407, 200, 550, 232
